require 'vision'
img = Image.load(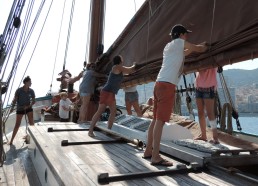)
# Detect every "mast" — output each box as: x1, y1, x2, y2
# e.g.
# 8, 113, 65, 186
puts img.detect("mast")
86, 0, 106, 121
88, 0, 105, 63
